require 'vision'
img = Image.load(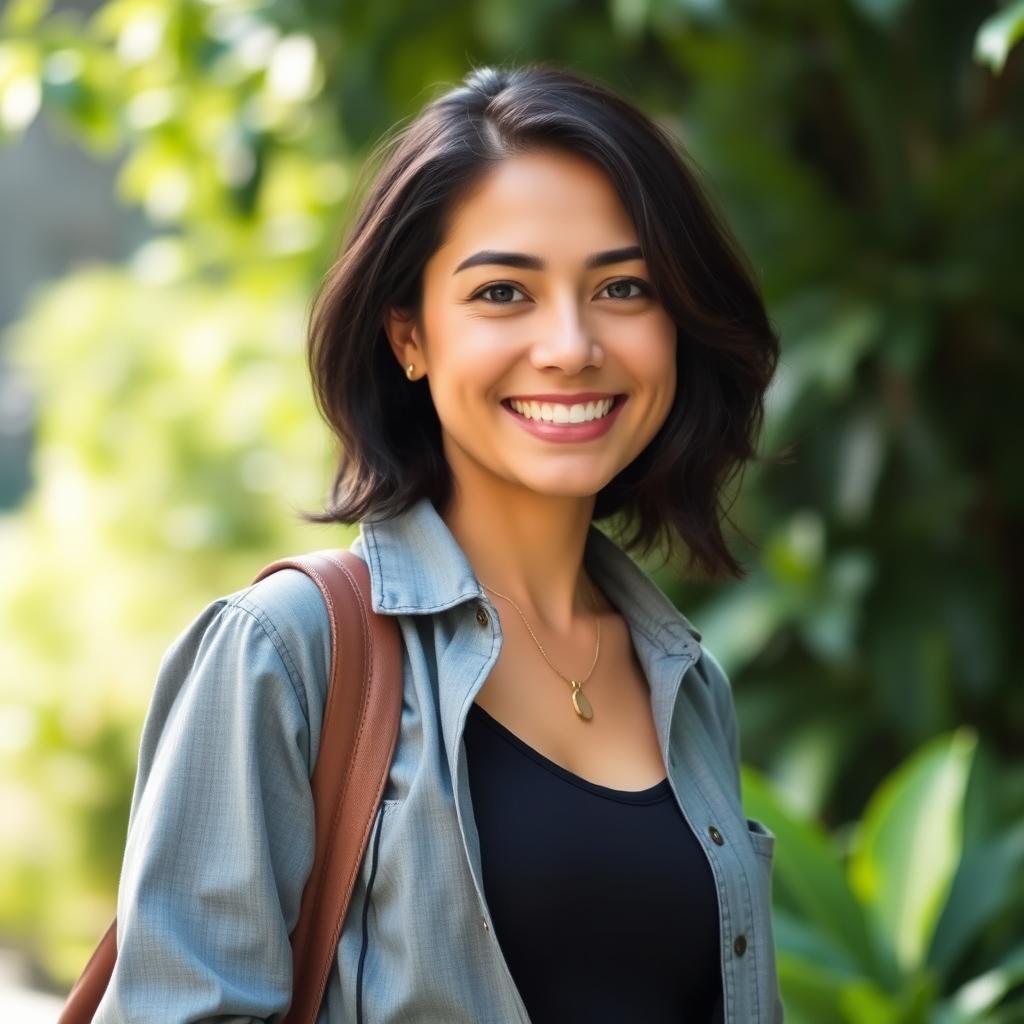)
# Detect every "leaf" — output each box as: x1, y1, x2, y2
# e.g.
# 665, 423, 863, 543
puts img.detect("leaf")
774, 907, 866, 978
742, 767, 884, 981
928, 822, 1024, 975
776, 948, 855, 1024
933, 944, 1024, 1024
840, 968, 938, 1024
688, 574, 792, 673
850, 729, 978, 974
974, 1, 1024, 74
